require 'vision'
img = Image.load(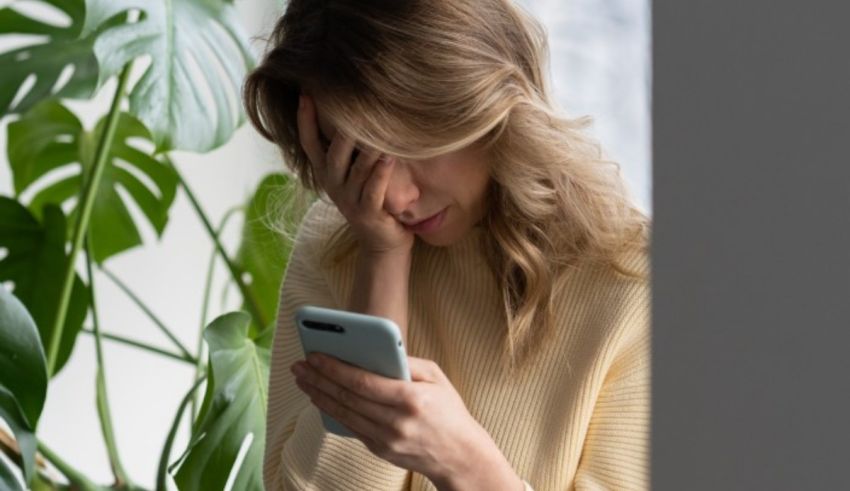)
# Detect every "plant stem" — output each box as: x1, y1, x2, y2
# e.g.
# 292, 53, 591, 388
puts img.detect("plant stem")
85, 237, 132, 488
80, 328, 197, 365
168, 160, 267, 328
155, 374, 207, 491
46, 62, 133, 376
36, 440, 99, 490
99, 266, 194, 361
190, 205, 243, 419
